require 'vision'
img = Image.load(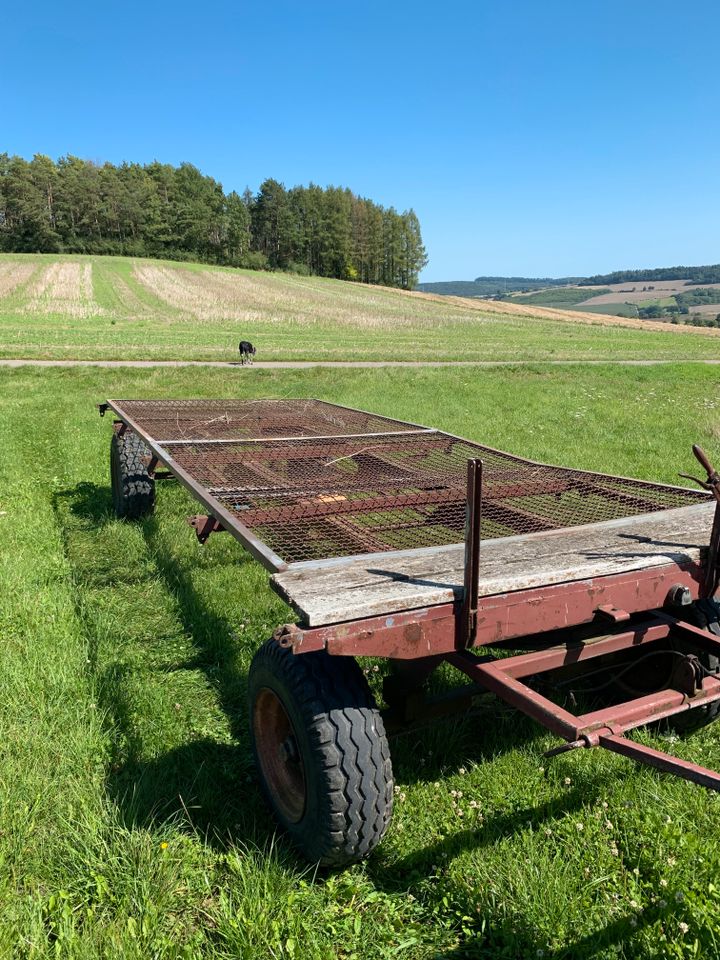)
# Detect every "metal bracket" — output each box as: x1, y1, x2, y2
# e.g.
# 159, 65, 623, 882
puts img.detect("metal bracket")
596, 604, 631, 623
188, 515, 224, 544
670, 652, 704, 697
